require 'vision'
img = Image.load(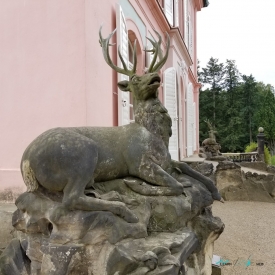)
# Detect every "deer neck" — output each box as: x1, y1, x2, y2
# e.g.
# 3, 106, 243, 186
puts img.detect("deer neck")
133, 98, 172, 148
